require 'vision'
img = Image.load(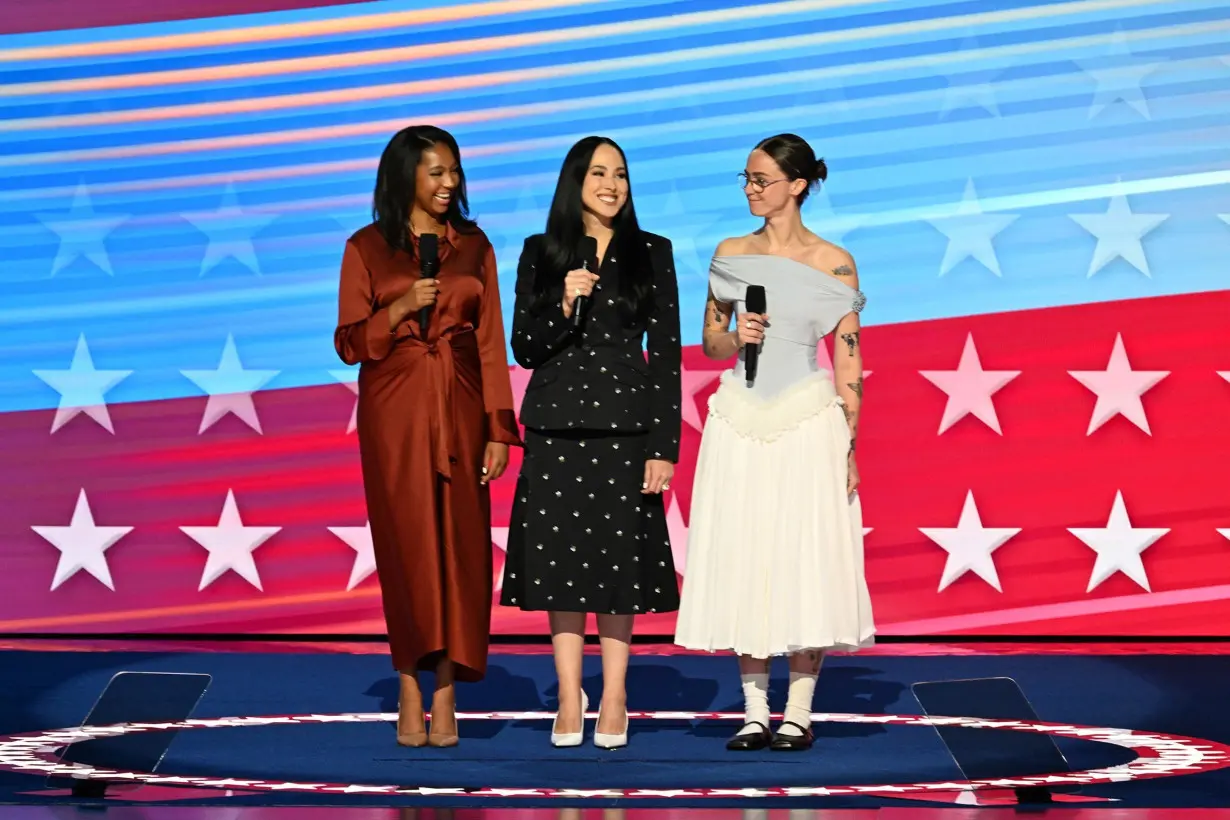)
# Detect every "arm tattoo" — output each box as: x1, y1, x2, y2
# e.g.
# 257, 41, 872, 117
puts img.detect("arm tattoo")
840, 331, 859, 356
846, 380, 863, 399
832, 264, 854, 277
